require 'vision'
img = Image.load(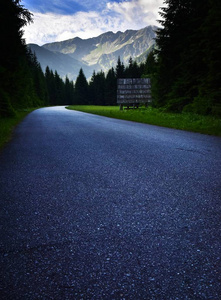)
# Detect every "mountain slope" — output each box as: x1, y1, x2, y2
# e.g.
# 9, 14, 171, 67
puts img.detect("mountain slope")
29, 26, 157, 80
27, 44, 91, 80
